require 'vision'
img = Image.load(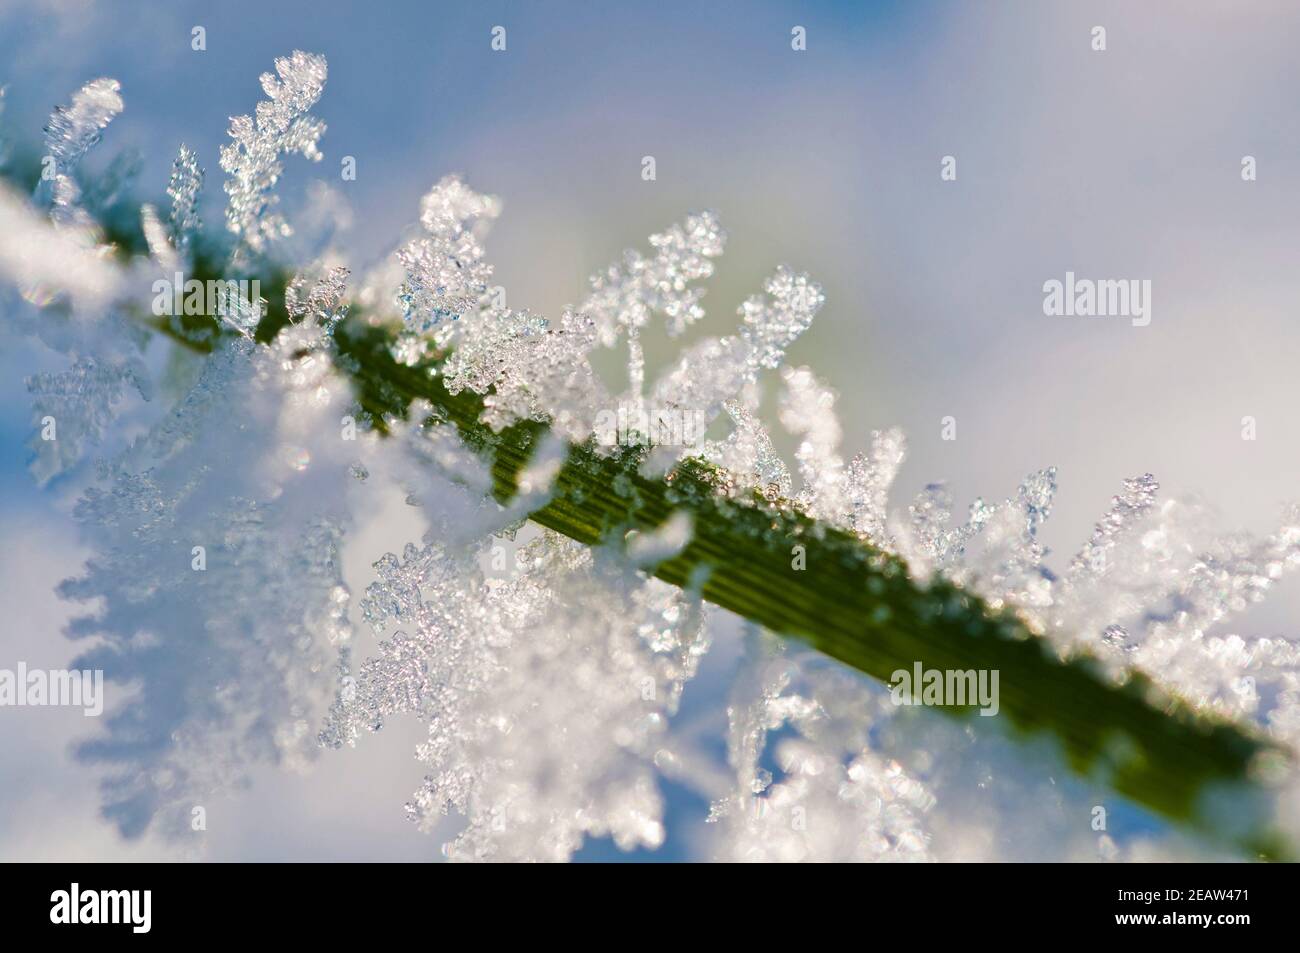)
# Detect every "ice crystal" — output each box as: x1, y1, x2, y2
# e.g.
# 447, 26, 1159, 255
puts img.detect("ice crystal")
740, 266, 824, 371
362, 175, 1300, 858
442, 306, 604, 440
396, 184, 589, 438
285, 265, 350, 333
221, 51, 327, 261
167, 144, 204, 255
222, 288, 266, 338
584, 211, 725, 343
582, 210, 725, 404
1070, 474, 1161, 582
399, 194, 817, 448
651, 265, 824, 432
700, 395, 792, 500
0, 77, 125, 311
773, 366, 905, 542
395, 175, 500, 333
709, 631, 934, 862
699, 359, 1300, 854
906, 483, 989, 569
36, 78, 123, 229
55, 320, 362, 838
324, 531, 709, 861
26, 356, 151, 482
65, 480, 350, 838
41, 78, 123, 173
847, 428, 906, 544
779, 365, 850, 522
762, 367, 1300, 762
4, 78, 152, 483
